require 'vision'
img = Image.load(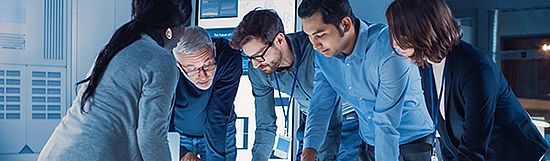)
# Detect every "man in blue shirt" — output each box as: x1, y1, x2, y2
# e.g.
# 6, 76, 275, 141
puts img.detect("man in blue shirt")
171, 26, 242, 161
297, 0, 435, 161
231, 9, 366, 161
